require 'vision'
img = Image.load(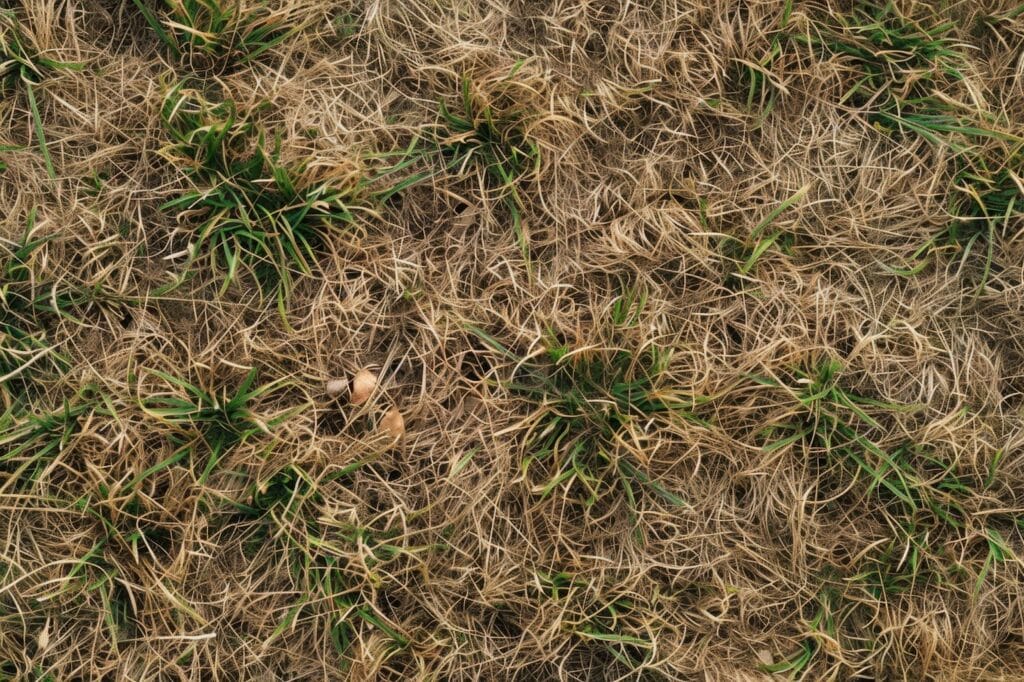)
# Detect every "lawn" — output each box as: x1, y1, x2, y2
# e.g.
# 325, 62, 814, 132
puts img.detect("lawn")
2, 1, 1024, 679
